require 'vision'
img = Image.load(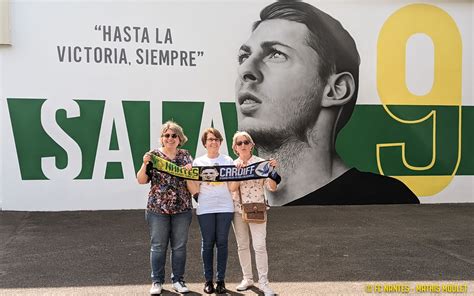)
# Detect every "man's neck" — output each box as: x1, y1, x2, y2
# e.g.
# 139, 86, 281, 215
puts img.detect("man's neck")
257, 140, 349, 206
